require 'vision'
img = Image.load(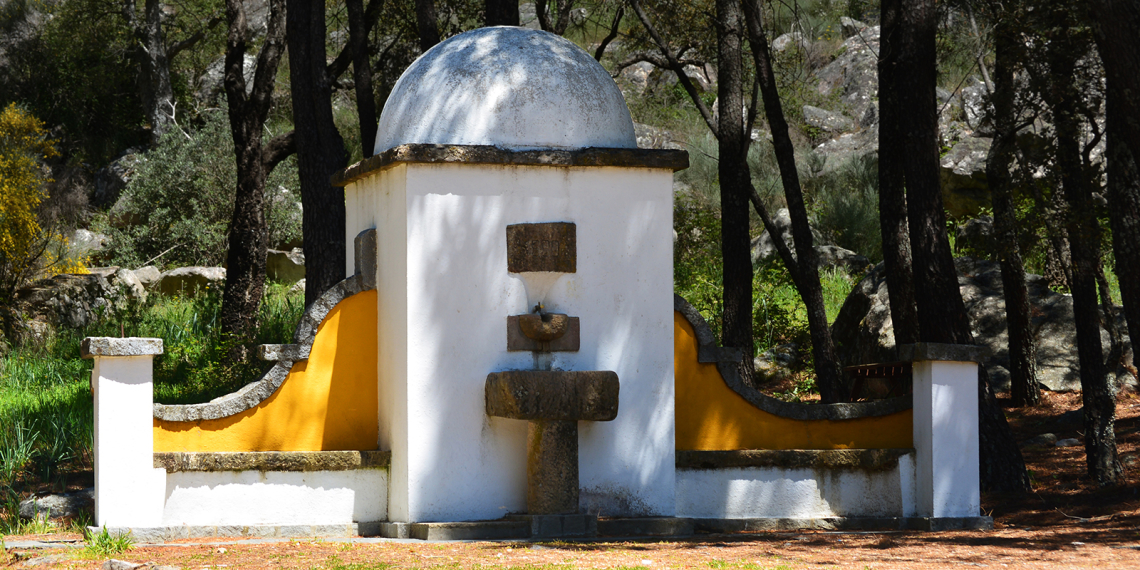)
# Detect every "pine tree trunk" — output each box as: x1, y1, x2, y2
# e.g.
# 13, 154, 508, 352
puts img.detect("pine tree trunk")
287, 0, 349, 308
136, 0, 175, 146
415, 0, 441, 51
897, 0, 1029, 494
741, 0, 846, 402
1089, 0, 1140, 164
876, 0, 918, 347
346, 0, 378, 156
220, 0, 289, 353
988, 18, 1039, 408
1047, 13, 1121, 486
715, 0, 754, 382
485, 0, 519, 26
1107, 74, 1140, 386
